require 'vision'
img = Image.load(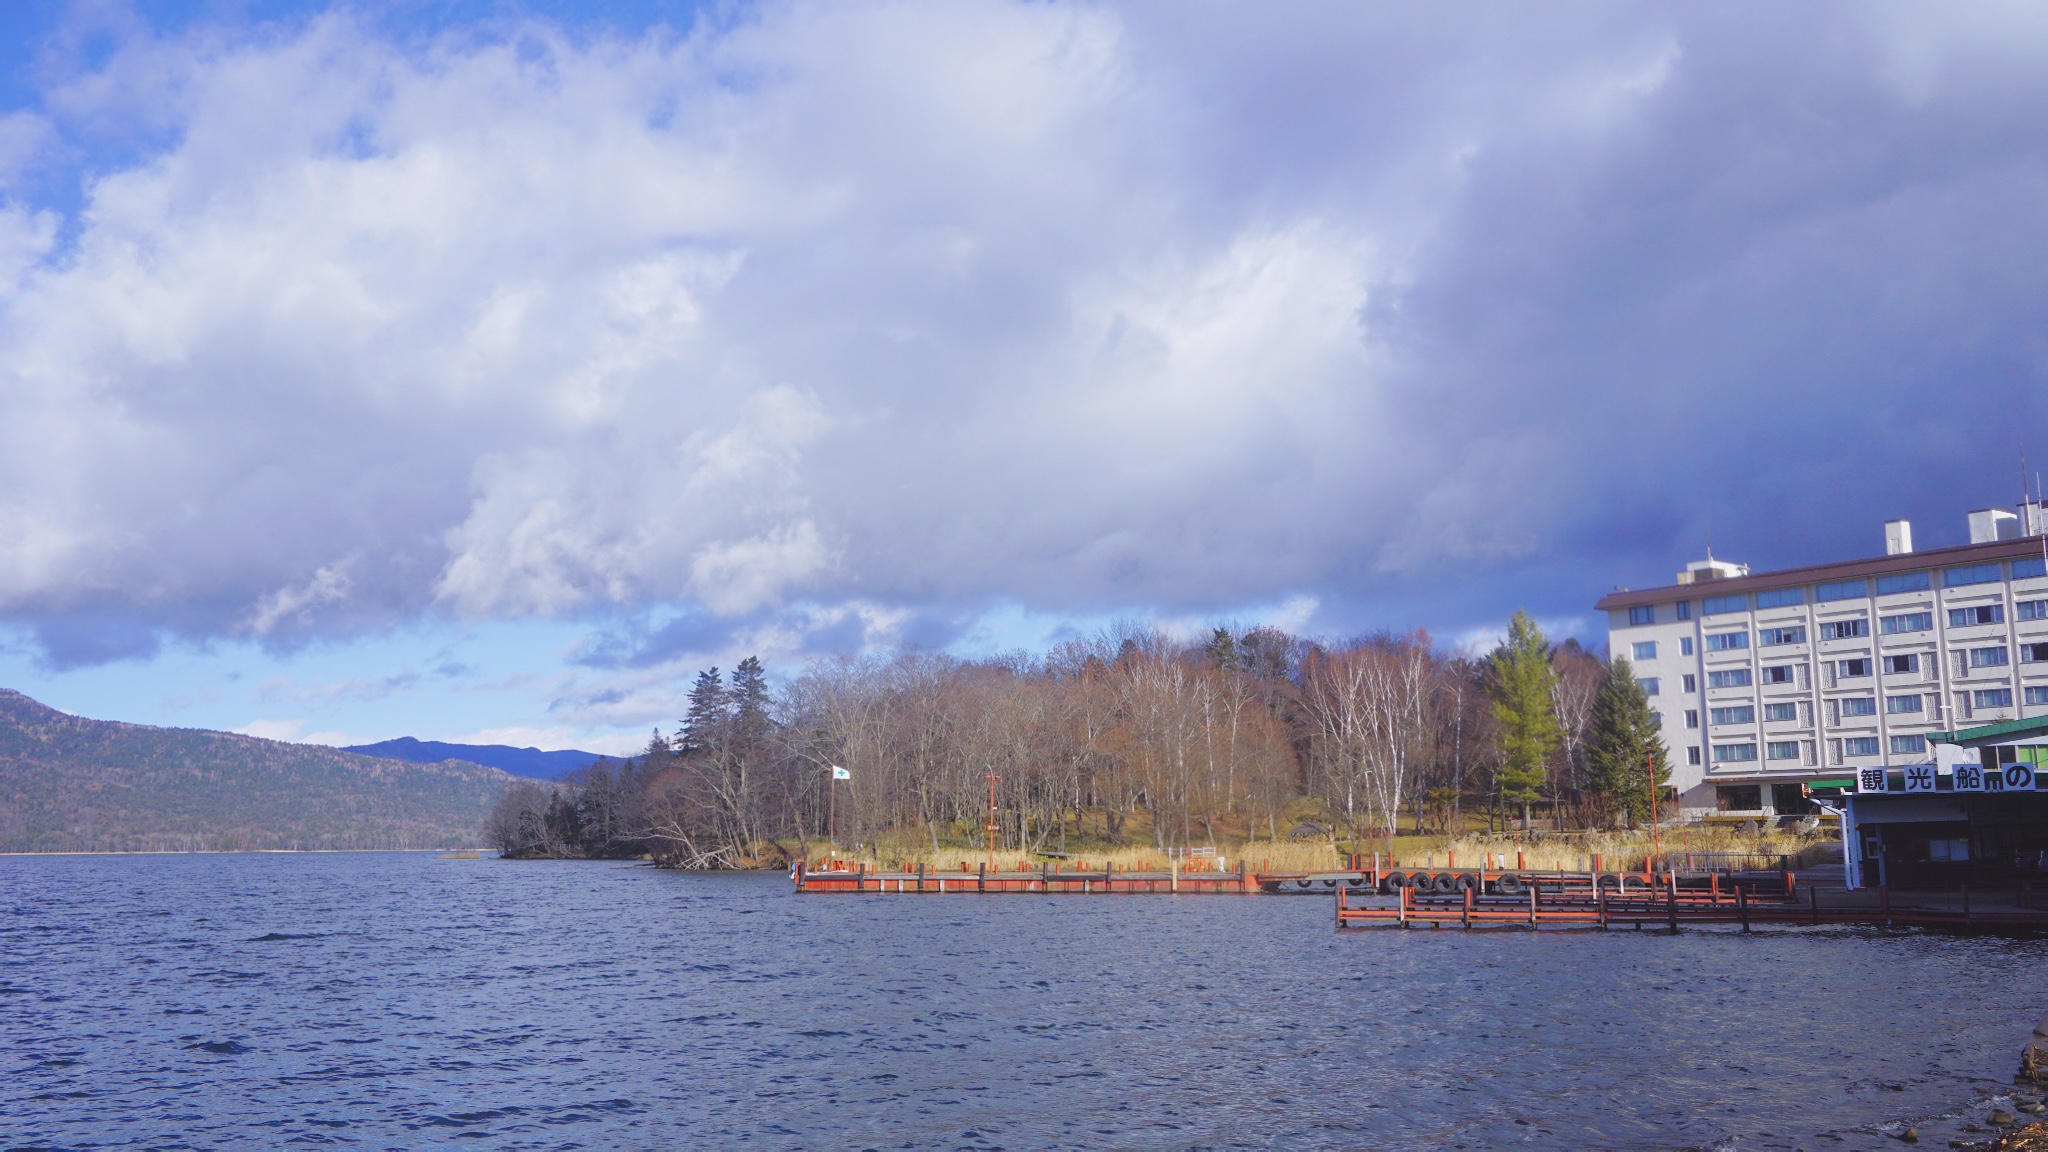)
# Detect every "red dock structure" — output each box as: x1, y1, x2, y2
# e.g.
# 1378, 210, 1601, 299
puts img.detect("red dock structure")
1335, 873, 2048, 931
793, 860, 1261, 894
